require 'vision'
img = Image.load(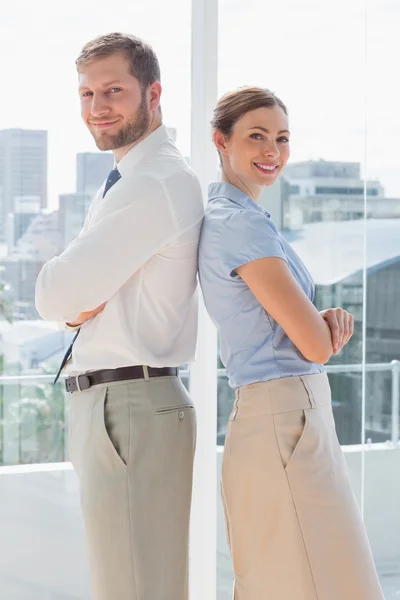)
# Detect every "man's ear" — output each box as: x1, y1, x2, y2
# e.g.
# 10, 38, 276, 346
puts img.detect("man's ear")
149, 81, 162, 112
